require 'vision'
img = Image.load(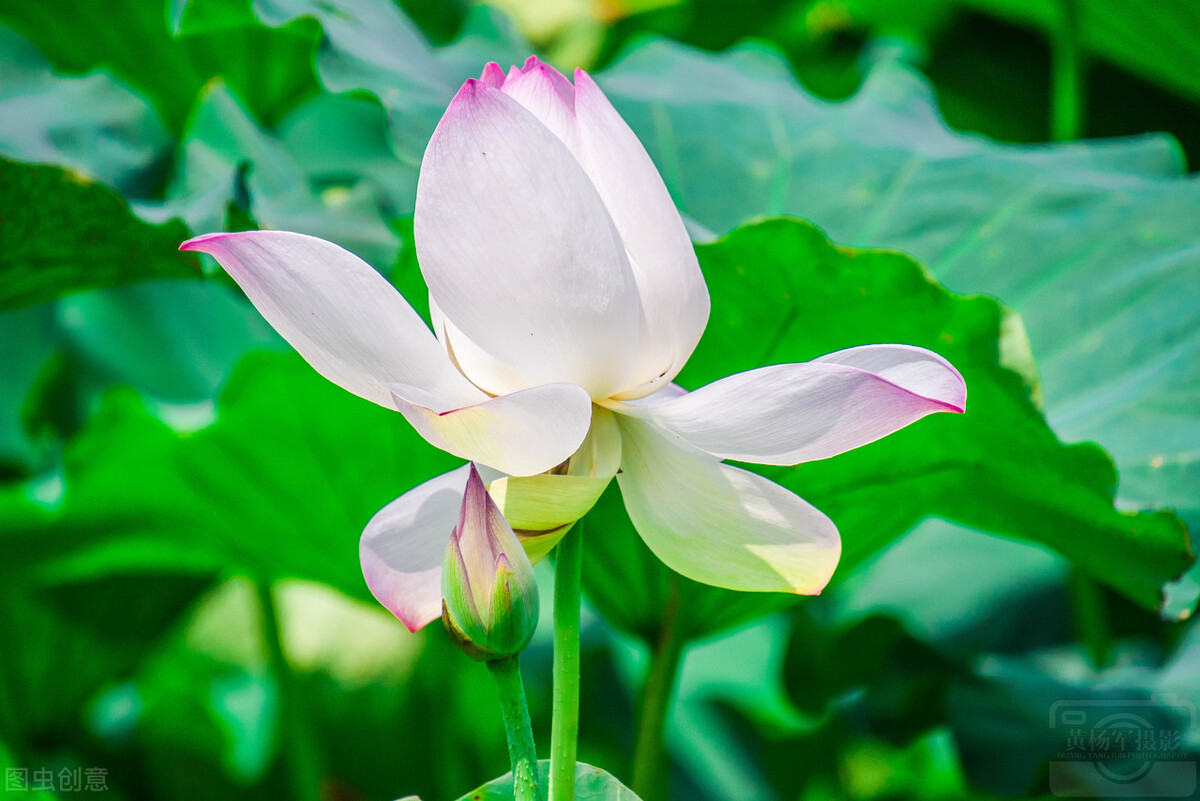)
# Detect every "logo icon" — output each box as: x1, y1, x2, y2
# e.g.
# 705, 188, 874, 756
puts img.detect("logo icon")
1048, 698, 1197, 797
